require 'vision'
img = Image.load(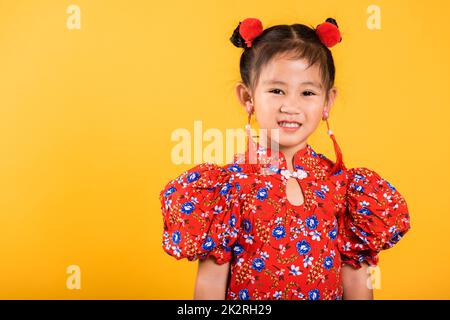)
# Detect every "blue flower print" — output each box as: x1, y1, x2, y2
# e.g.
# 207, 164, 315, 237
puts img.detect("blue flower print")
164, 186, 176, 197
256, 187, 268, 201
243, 219, 252, 233
315, 190, 326, 200
186, 172, 200, 183
353, 184, 364, 192
252, 258, 265, 272
229, 214, 237, 228
332, 169, 343, 176
220, 183, 232, 196
358, 227, 369, 237
357, 207, 372, 215
386, 180, 397, 192
222, 238, 230, 250
296, 239, 311, 255
201, 236, 216, 251
180, 201, 195, 215
390, 231, 404, 244
305, 215, 319, 230
308, 289, 320, 300
273, 291, 282, 299
238, 289, 250, 300
328, 227, 337, 240
269, 165, 281, 174
323, 256, 333, 270
272, 226, 286, 240
233, 243, 244, 255
228, 164, 242, 173
353, 173, 365, 182
171, 231, 181, 245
